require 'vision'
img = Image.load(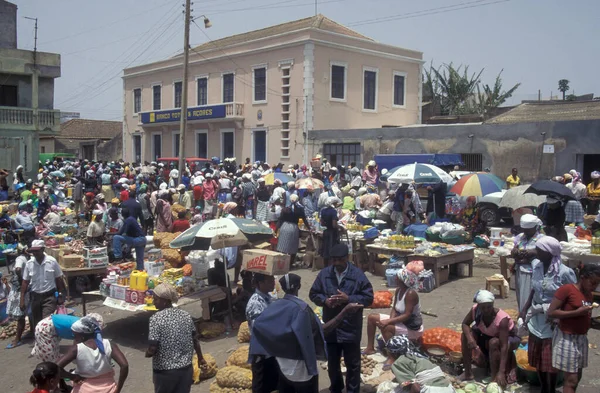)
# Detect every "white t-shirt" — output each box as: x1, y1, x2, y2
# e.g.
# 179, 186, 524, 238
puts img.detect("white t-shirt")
22, 255, 63, 293
74, 339, 113, 378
